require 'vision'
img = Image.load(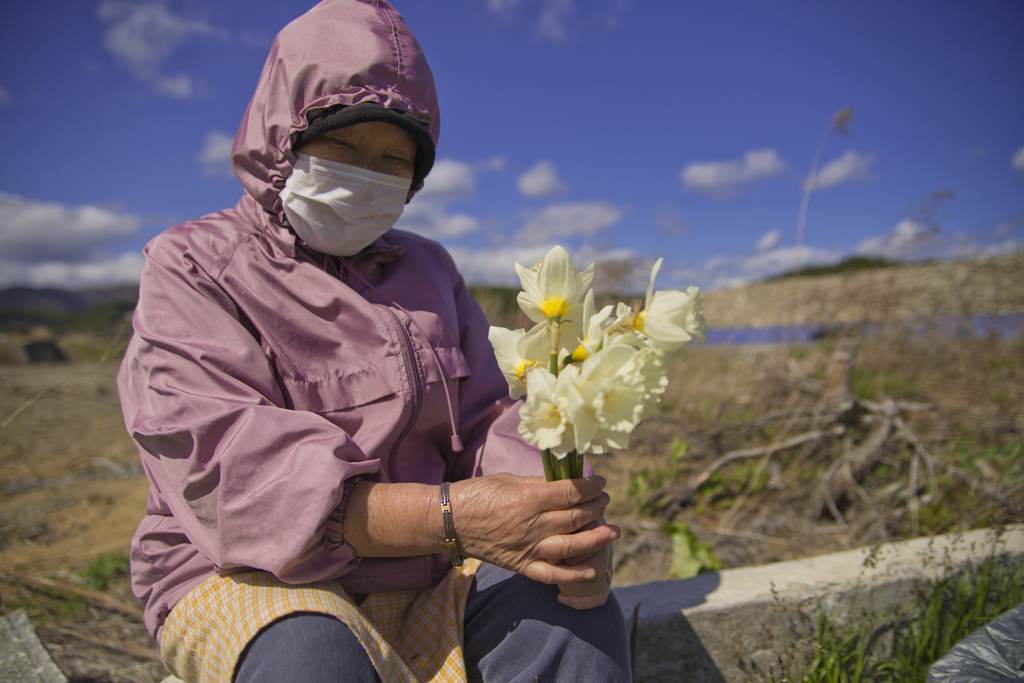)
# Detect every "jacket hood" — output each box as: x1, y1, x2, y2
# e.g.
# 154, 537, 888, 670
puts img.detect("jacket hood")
231, 0, 439, 227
